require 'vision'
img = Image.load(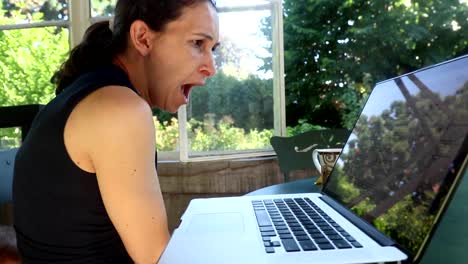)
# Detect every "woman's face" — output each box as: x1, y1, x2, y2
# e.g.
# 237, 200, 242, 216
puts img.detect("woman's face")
145, 1, 219, 113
